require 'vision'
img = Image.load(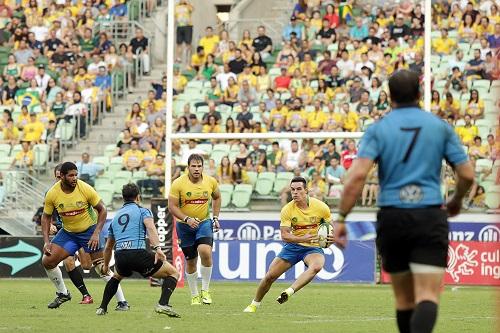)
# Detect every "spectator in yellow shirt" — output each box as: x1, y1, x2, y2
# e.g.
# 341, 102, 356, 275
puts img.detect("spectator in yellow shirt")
323, 103, 345, 131
37, 107, 56, 128
122, 140, 144, 171
10, 141, 33, 170
440, 92, 461, 118
237, 65, 257, 87
16, 106, 30, 131
202, 115, 222, 133
173, 65, 188, 93
190, 46, 206, 72
475, 17, 494, 38
468, 136, 490, 160
268, 99, 288, 131
306, 100, 327, 132
456, 114, 478, 146
23, 113, 45, 143
299, 53, 318, 79
432, 28, 456, 55
2, 119, 20, 145
465, 89, 485, 120
142, 141, 158, 168
341, 103, 360, 132
198, 26, 219, 55
296, 76, 314, 105
140, 91, 163, 112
